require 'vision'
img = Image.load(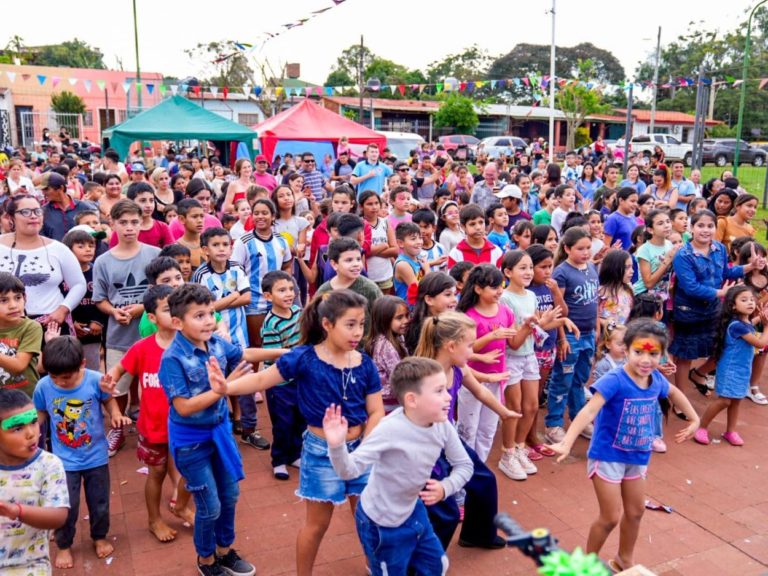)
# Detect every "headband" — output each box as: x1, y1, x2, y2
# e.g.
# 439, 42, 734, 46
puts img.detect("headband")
1, 408, 38, 431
